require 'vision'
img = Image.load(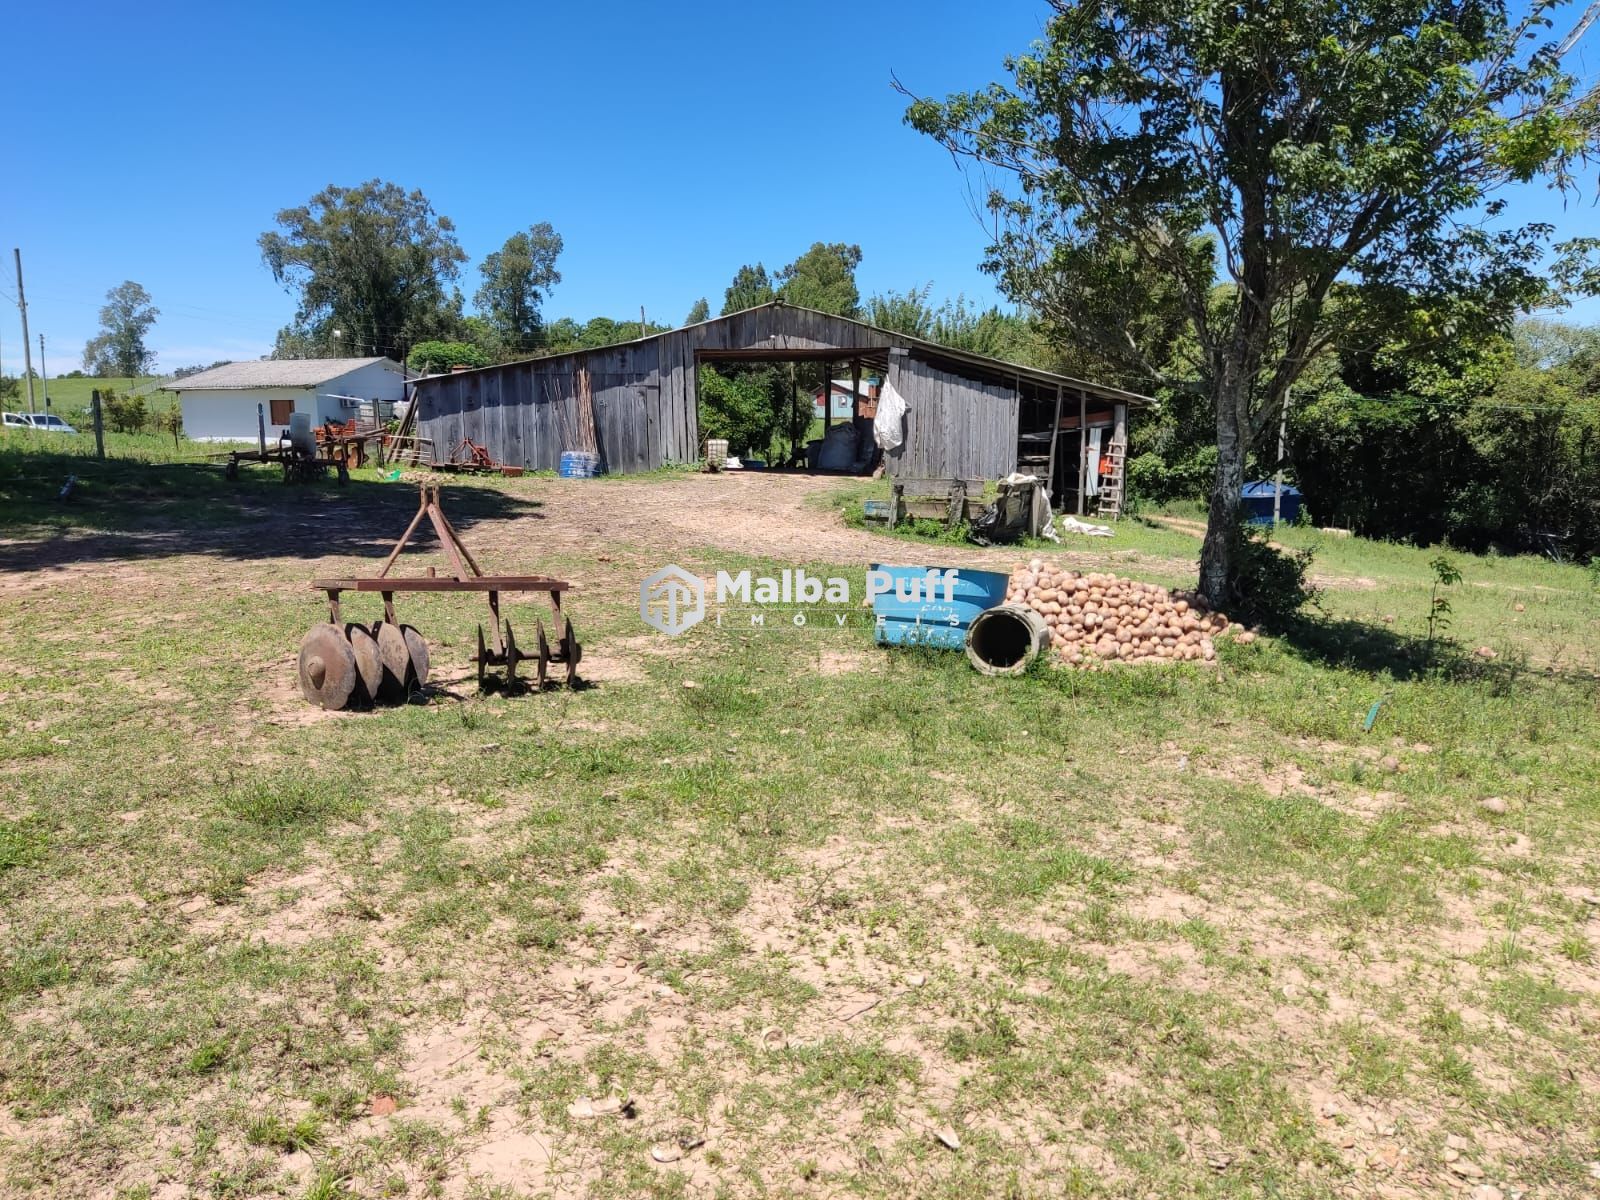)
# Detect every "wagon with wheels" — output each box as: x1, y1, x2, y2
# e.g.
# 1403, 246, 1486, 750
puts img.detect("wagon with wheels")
296, 484, 581, 710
